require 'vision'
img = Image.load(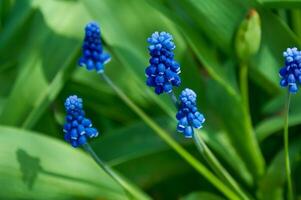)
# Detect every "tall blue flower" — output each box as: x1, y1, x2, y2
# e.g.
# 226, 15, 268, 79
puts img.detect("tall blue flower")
279, 47, 301, 93
78, 22, 111, 73
63, 95, 99, 147
145, 32, 181, 95
176, 89, 205, 138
